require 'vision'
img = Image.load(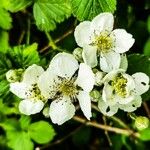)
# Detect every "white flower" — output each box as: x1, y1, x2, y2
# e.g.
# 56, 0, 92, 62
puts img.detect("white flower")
98, 69, 149, 116
38, 52, 95, 125
10, 64, 46, 115
74, 12, 134, 72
